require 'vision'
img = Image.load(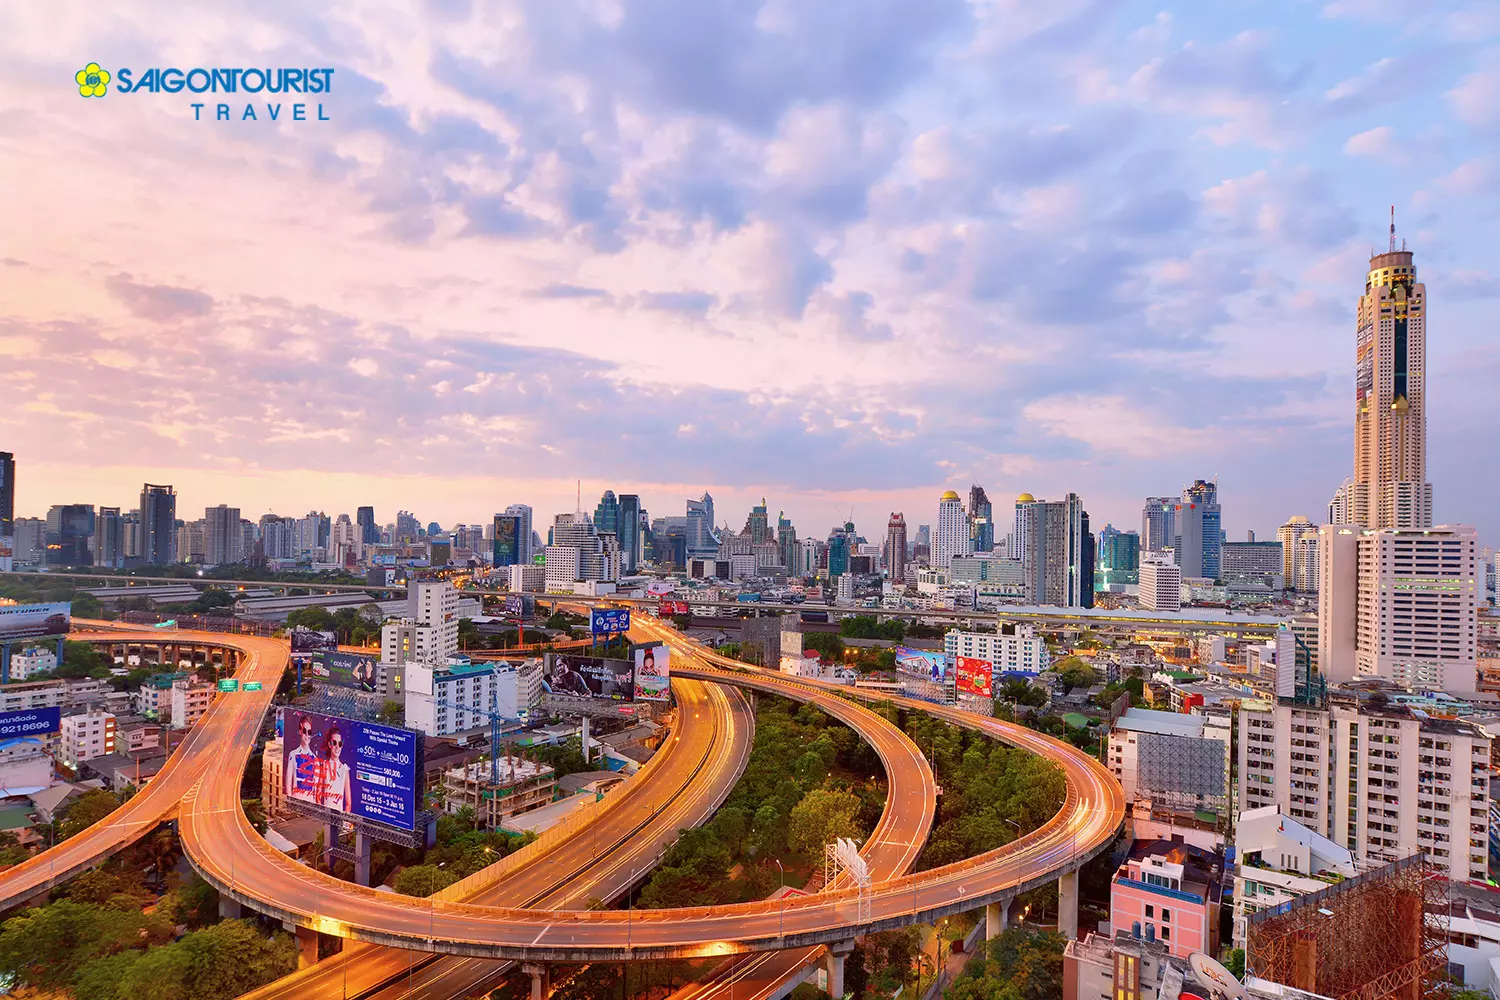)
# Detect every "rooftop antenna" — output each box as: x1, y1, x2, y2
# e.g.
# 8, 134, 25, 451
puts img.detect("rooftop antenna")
576, 479, 582, 515
1389, 205, 1396, 253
